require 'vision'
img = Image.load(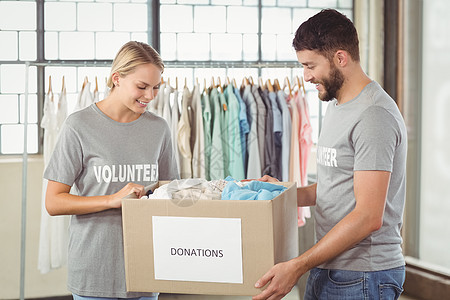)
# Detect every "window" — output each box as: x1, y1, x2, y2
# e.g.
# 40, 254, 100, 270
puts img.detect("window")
417, 0, 450, 270
44, 1, 148, 60
159, 0, 352, 144
0, 0, 150, 155
0, 0, 37, 154
0, 0, 353, 154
